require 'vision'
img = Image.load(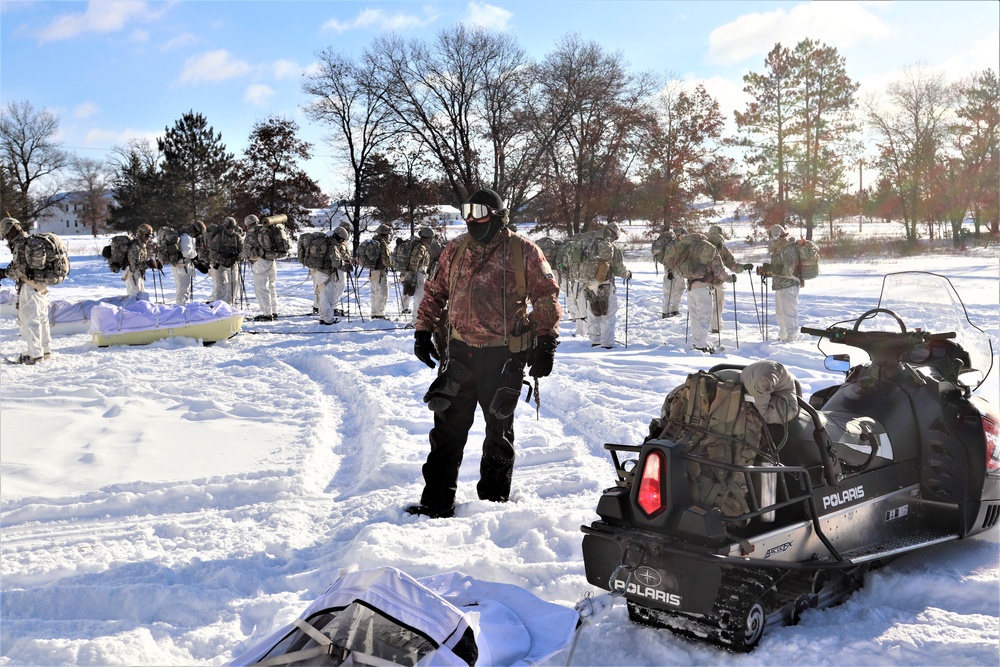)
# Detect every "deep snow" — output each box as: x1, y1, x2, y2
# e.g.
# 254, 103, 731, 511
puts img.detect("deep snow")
1, 211, 998, 666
